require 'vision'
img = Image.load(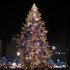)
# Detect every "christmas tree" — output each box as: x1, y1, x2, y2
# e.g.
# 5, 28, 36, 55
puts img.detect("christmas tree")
18, 3, 52, 70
